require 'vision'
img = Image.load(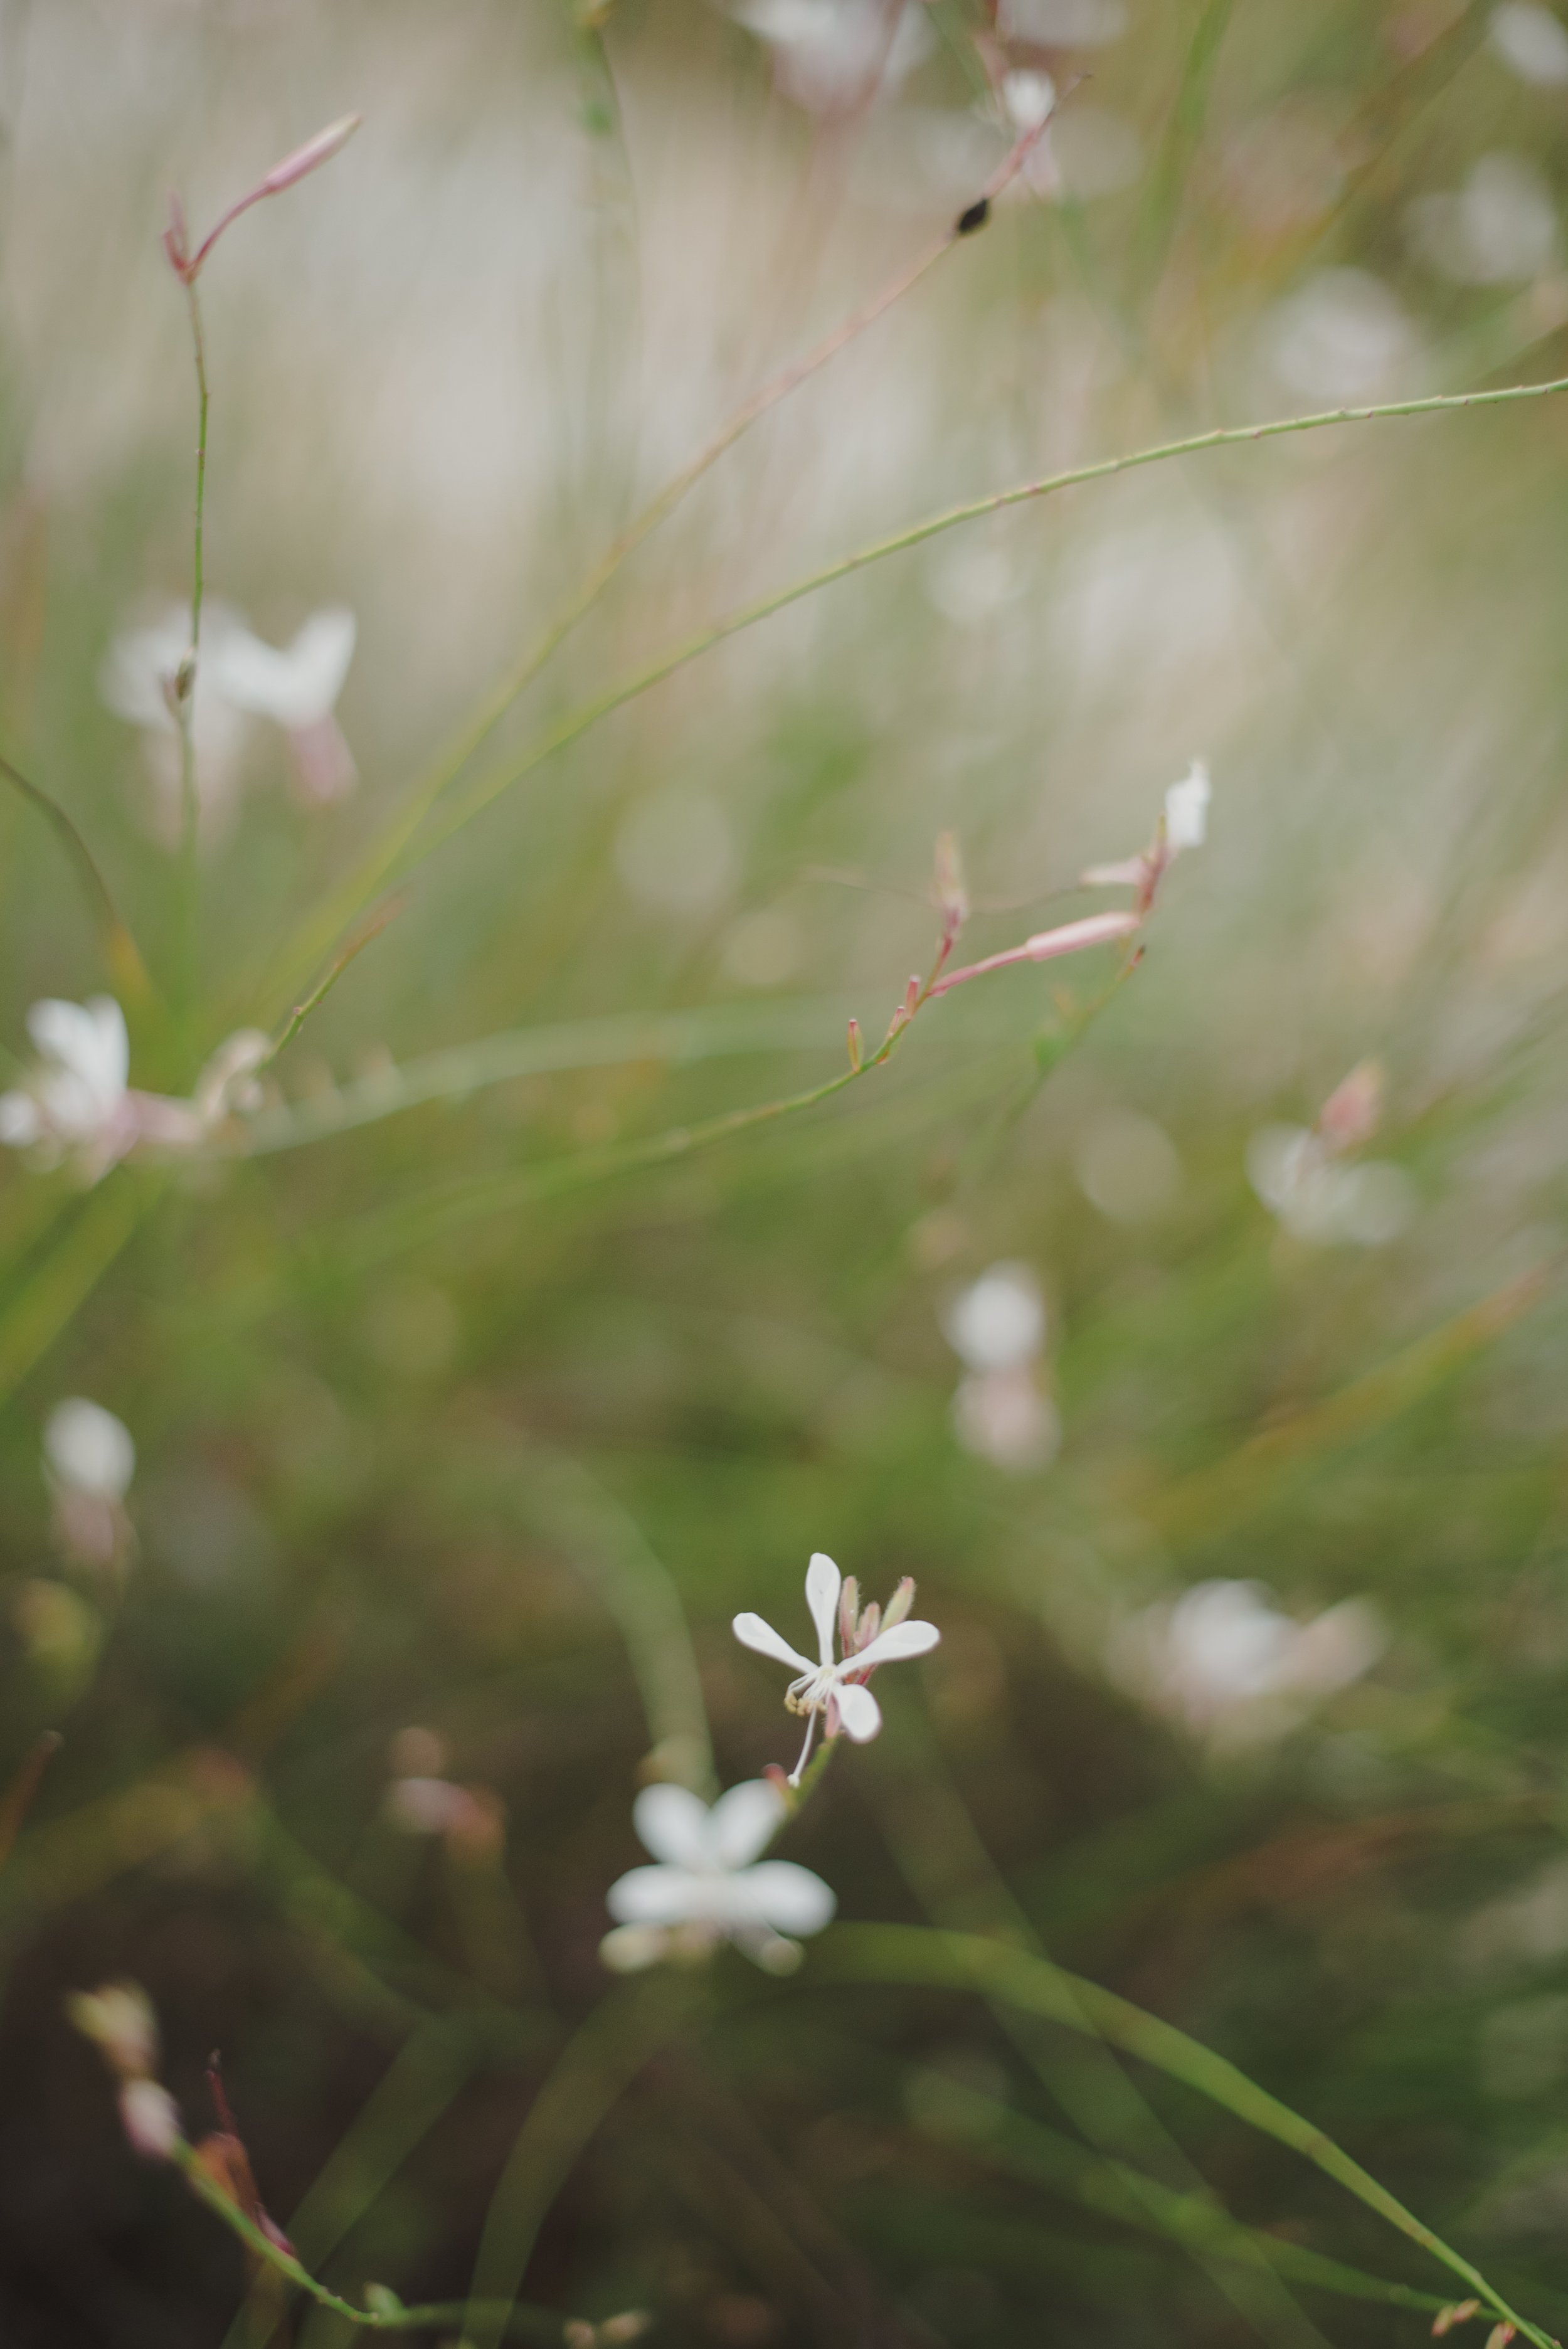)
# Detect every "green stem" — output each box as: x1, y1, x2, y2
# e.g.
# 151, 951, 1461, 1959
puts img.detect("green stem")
176, 277, 211, 1021
267, 366, 1568, 1012
814, 1924, 1558, 2349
